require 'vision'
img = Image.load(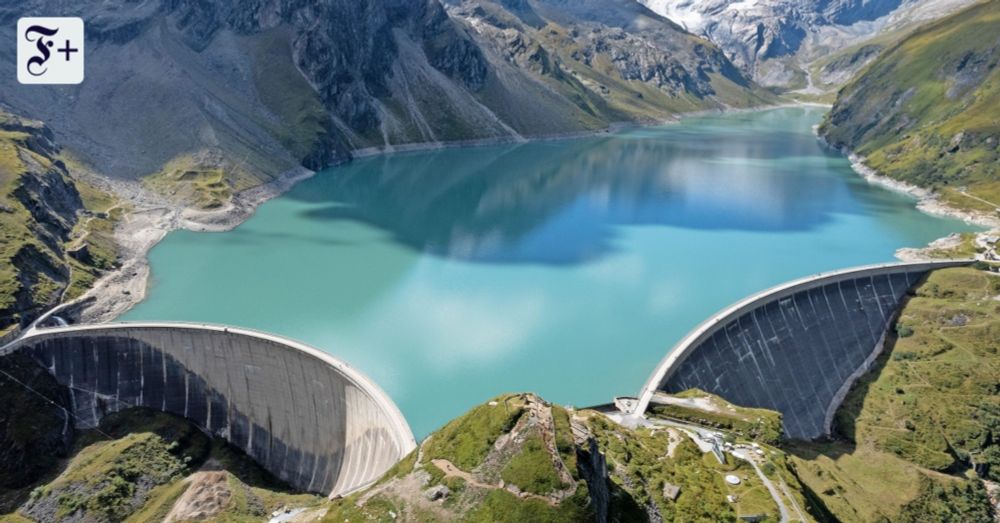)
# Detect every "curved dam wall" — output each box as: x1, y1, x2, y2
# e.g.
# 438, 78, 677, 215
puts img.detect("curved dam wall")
1, 323, 416, 497
637, 261, 969, 440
